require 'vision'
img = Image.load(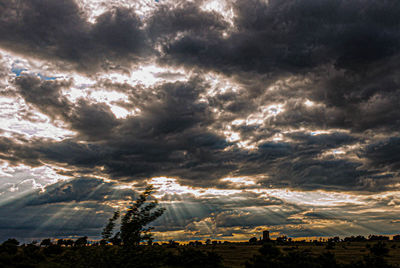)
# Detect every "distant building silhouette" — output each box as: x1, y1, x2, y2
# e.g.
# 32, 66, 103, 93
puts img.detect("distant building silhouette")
263, 230, 270, 241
